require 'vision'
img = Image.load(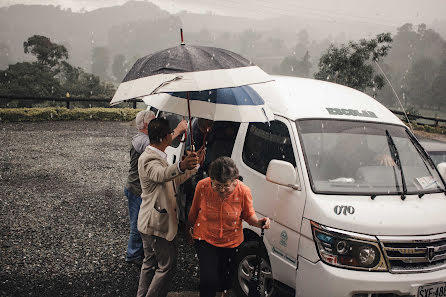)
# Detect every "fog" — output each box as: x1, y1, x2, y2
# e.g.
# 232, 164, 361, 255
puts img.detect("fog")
0, 0, 445, 112
2, 0, 446, 24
